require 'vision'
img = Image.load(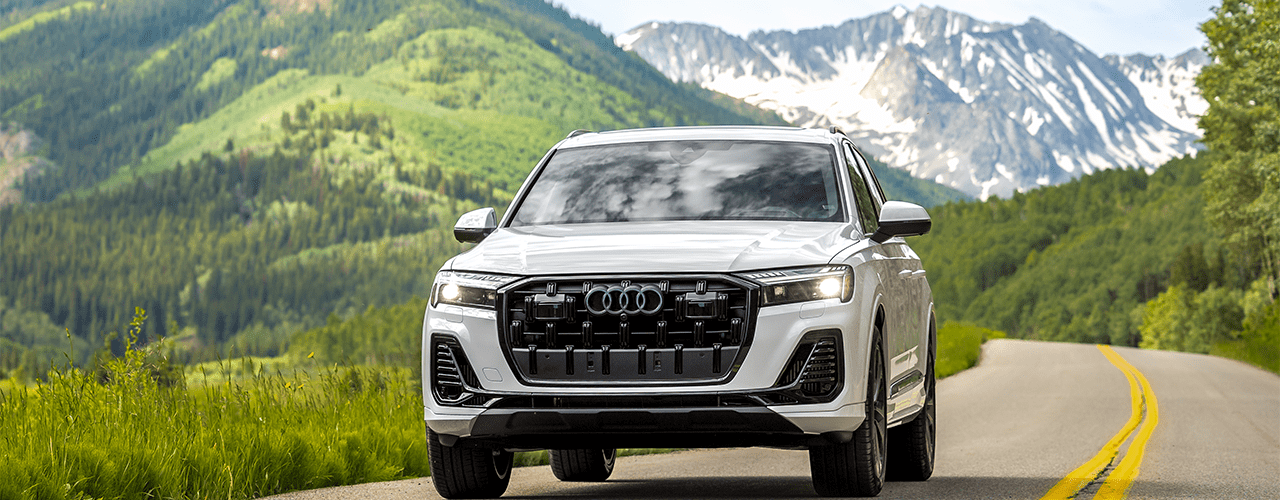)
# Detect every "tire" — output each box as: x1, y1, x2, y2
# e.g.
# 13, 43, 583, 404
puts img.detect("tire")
887, 317, 936, 481
428, 429, 513, 499
810, 326, 887, 497
550, 448, 617, 481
